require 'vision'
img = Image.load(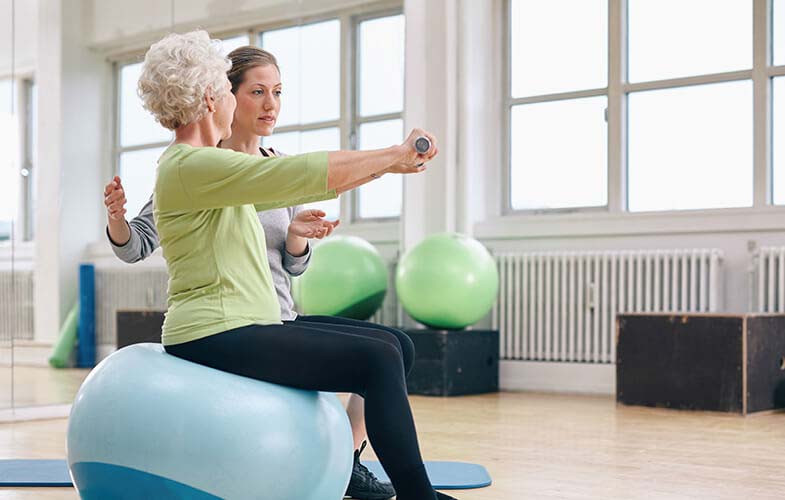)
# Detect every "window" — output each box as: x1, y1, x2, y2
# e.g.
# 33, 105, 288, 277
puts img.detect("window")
628, 81, 753, 211
510, 97, 607, 210
0, 78, 18, 241
115, 35, 249, 218
261, 20, 341, 219
0, 78, 35, 242
626, 0, 753, 212
774, 78, 785, 204
771, 1, 785, 204
220, 34, 251, 56
357, 119, 404, 218
21, 80, 36, 241
511, 1, 607, 97
116, 12, 404, 224
356, 14, 405, 219
260, 13, 404, 221
116, 61, 172, 218
508, 0, 608, 211
627, 0, 751, 83
507, 0, 766, 214
775, 0, 785, 66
